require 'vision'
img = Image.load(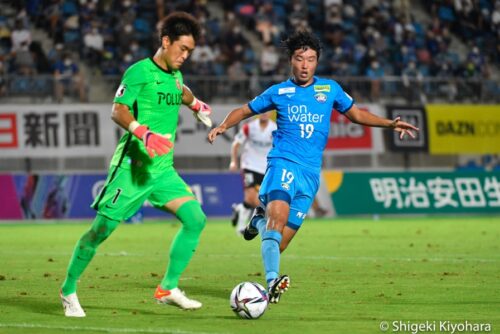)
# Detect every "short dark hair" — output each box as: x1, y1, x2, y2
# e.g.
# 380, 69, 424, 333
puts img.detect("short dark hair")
158, 12, 201, 44
282, 31, 322, 60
